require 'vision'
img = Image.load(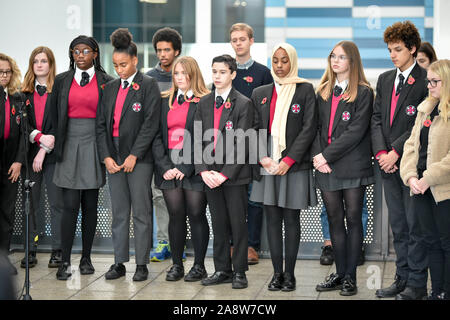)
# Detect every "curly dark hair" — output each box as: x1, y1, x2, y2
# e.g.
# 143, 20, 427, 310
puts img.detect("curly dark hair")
383, 20, 421, 57
152, 27, 182, 54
